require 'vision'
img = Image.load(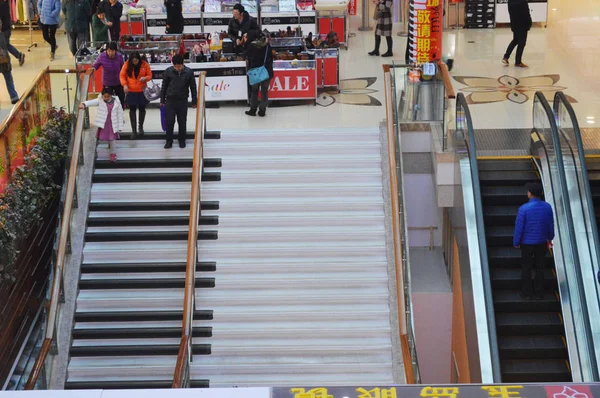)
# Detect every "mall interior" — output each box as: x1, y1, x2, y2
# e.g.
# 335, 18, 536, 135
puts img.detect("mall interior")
1, 0, 600, 395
